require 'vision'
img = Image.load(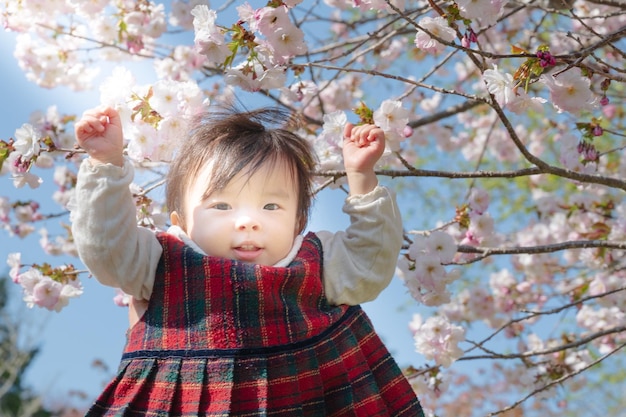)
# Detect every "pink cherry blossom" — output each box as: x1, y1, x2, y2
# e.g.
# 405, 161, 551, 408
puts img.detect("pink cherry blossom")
456, 0, 504, 27
374, 100, 409, 130
414, 16, 456, 54
12, 171, 43, 189
224, 61, 287, 92
169, 0, 206, 30
541, 68, 596, 114
373, 100, 410, 150
53, 279, 84, 312
411, 314, 465, 367
29, 274, 62, 310
130, 4, 167, 39
482, 64, 514, 106
414, 256, 446, 292
13, 123, 40, 160
320, 111, 348, 144
113, 289, 131, 307
282, 80, 319, 104
318, 75, 363, 113
125, 123, 159, 162
468, 211, 495, 243
312, 111, 347, 173
468, 188, 490, 214
191, 5, 230, 66
507, 88, 547, 114
255, 6, 292, 38
265, 24, 308, 65
7, 252, 21, 283
425, 231, 457, 264
0, 197, 10, 222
